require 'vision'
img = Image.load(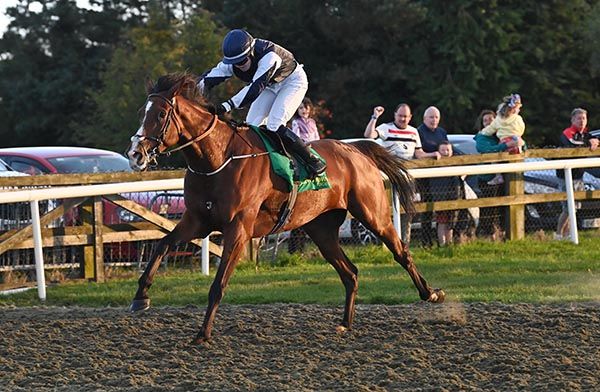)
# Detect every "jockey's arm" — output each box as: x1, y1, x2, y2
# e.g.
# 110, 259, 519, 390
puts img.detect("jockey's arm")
198, 62, 234, 95
226, 52, 281, 111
